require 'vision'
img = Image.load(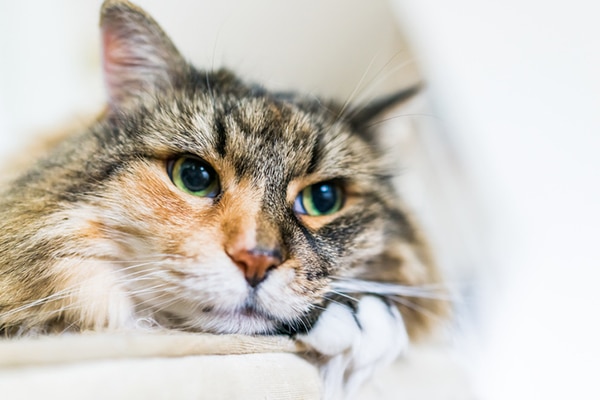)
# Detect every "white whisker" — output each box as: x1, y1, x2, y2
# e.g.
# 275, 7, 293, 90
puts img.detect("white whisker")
346, 58, 415, 119
389, 295, 444, 322
0, 287, 77, 319
329, 277, 453, 301
337, 51, 381, 120
364, 112, 440, 129
326, 289, 359, 303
